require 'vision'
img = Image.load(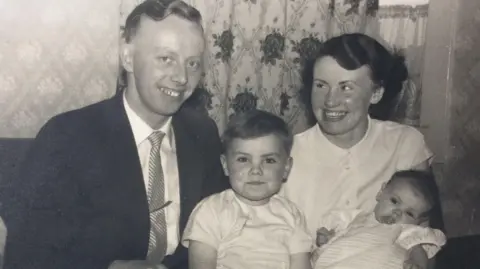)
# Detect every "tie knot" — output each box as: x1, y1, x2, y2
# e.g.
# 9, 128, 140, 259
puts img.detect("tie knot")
148, 131, 165, 149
